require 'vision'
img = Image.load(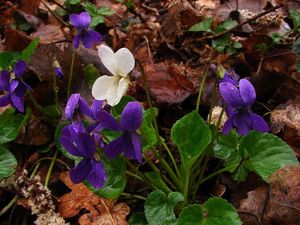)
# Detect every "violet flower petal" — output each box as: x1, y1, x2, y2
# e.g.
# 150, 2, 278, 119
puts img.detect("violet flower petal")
73, 34, 80, 48
81, 30, 102, 49
0, 94, 11, 107
94, 110, 121, 131
14, 60, 26, 78
239, 79, 256, 106
91, 99, 105, 117
105, 135, 124, 159
219, 82, 244, 108
69, 12, 91, 29
70, 158, 92, 184
232, 112, 252, 136
87, 159, 107, 189
129, 132, 142, 162
10, 80, 26, 112
78, 97, 92, 118
76, 133, 95, 157
0, 70, 10, 91
250, 113, 269, 133
120, 102, 143, 131
222, 116, 234, 134
65, 93, 80, 120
